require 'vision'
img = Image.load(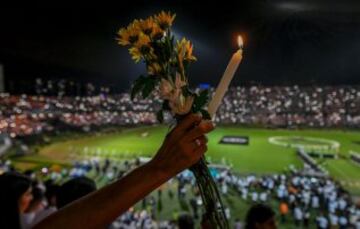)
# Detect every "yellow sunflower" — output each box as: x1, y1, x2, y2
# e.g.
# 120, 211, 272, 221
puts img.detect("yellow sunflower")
117, 20, 142, 46
134, 33, 151, 49
139, 17, 155, 36
151, 24, 164, 40
134, 33, 154, 57
177, 38, 197, 61
155, 11, 176, 30
130, 19, 141, 31
117, 28, 130, 46
129, 47, 143, 63
147, 62, 162, 76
